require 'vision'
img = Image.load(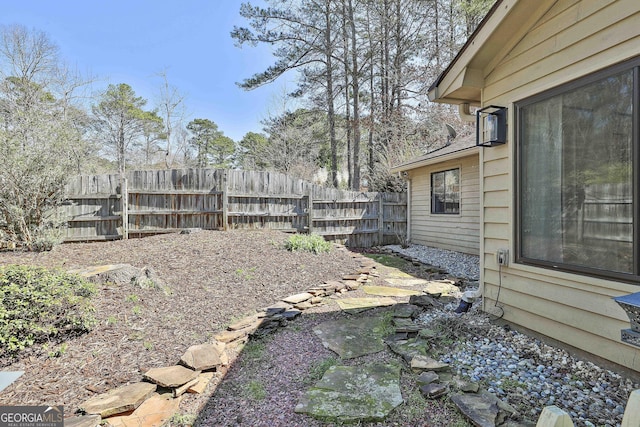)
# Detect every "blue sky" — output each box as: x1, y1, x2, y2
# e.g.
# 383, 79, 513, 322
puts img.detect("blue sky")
1, 1, 287, 142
